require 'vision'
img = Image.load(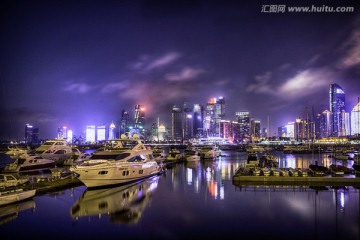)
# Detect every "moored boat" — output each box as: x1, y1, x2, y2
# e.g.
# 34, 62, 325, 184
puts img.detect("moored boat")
3, 154, 55, 173
0, 189, 36, 206
69, 135, 162, 188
